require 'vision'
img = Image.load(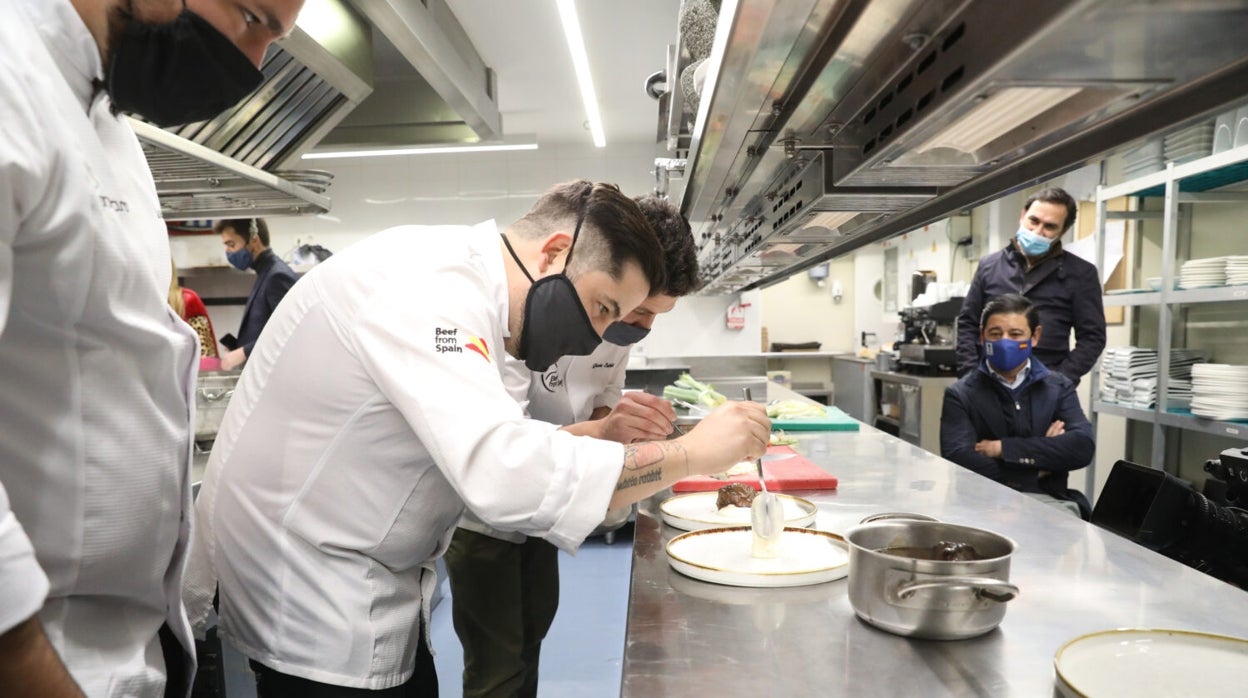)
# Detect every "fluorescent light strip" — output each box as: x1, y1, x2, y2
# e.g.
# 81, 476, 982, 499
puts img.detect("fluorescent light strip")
555, 0, 606, 148
917, 87, 1083, 154
303, 143, 538, 160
